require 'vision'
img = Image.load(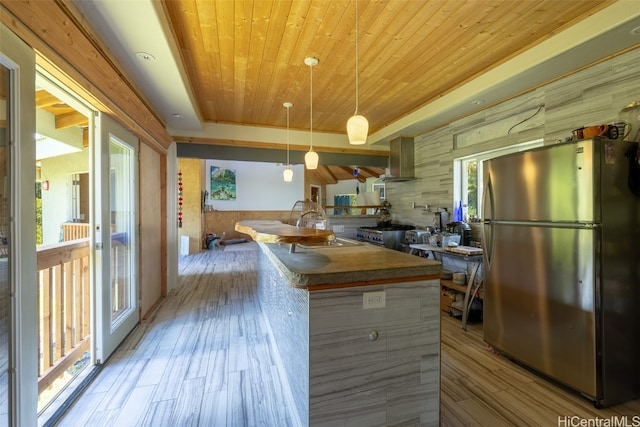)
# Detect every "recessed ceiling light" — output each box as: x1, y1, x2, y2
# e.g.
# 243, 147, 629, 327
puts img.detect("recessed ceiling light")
471, 99, 485, 105
136, 52, 156, 62
631, 25, 640, 35
172, 113, 184, 119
